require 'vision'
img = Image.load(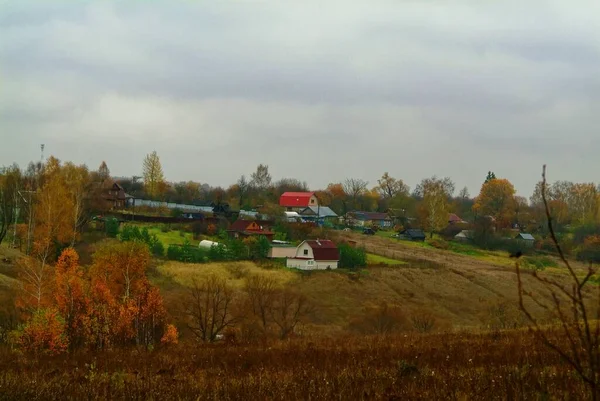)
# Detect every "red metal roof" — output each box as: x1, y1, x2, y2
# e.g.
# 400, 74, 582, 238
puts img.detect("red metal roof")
306, 240, 339, 261
279, 192, 315, 208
